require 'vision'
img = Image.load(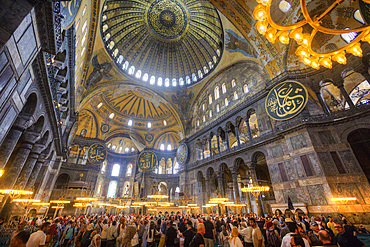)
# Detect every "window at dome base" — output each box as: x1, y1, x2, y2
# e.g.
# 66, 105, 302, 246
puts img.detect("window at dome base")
101, 0, 224, 88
